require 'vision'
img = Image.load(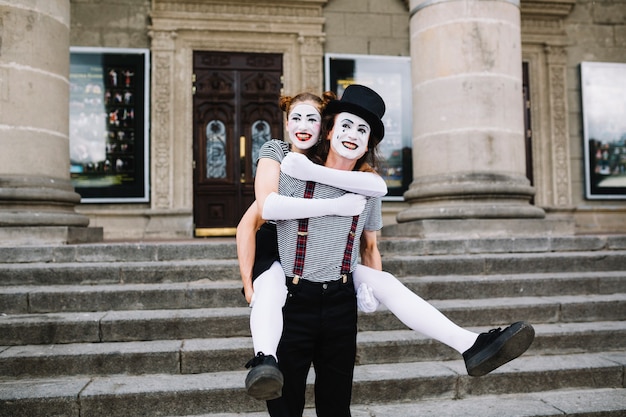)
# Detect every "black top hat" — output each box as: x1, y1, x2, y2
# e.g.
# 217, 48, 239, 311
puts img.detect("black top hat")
325, 84, 386, 143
